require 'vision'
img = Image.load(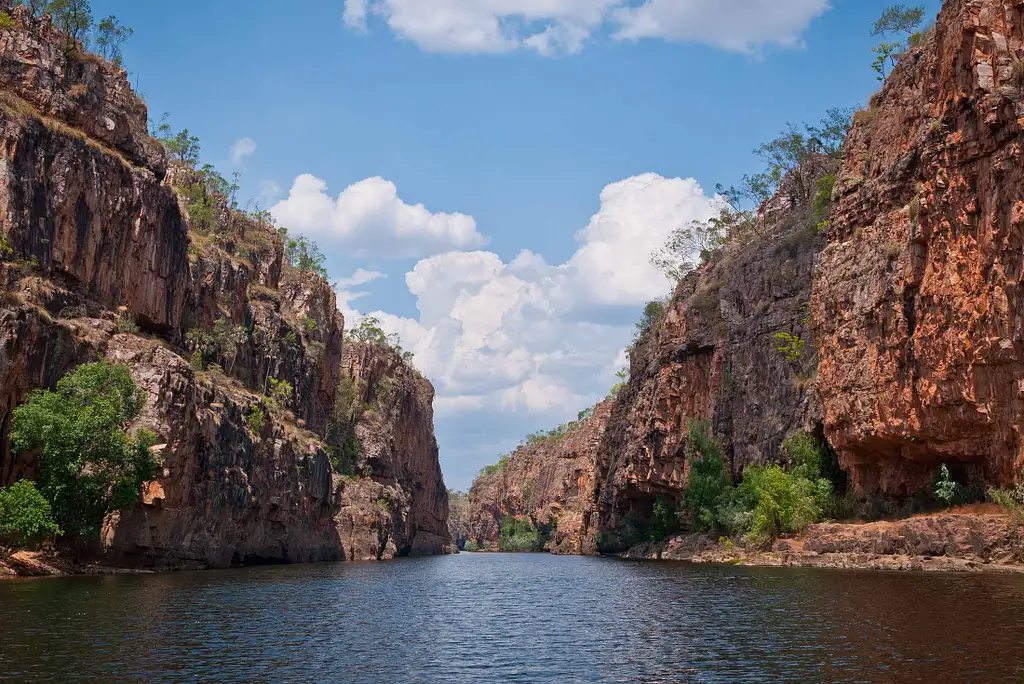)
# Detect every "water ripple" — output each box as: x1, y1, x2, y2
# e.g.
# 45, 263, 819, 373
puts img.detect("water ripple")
2, 554, 1024, 682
